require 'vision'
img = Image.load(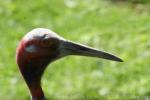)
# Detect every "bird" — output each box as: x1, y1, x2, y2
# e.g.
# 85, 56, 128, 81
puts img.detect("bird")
16, 28, 123, 100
